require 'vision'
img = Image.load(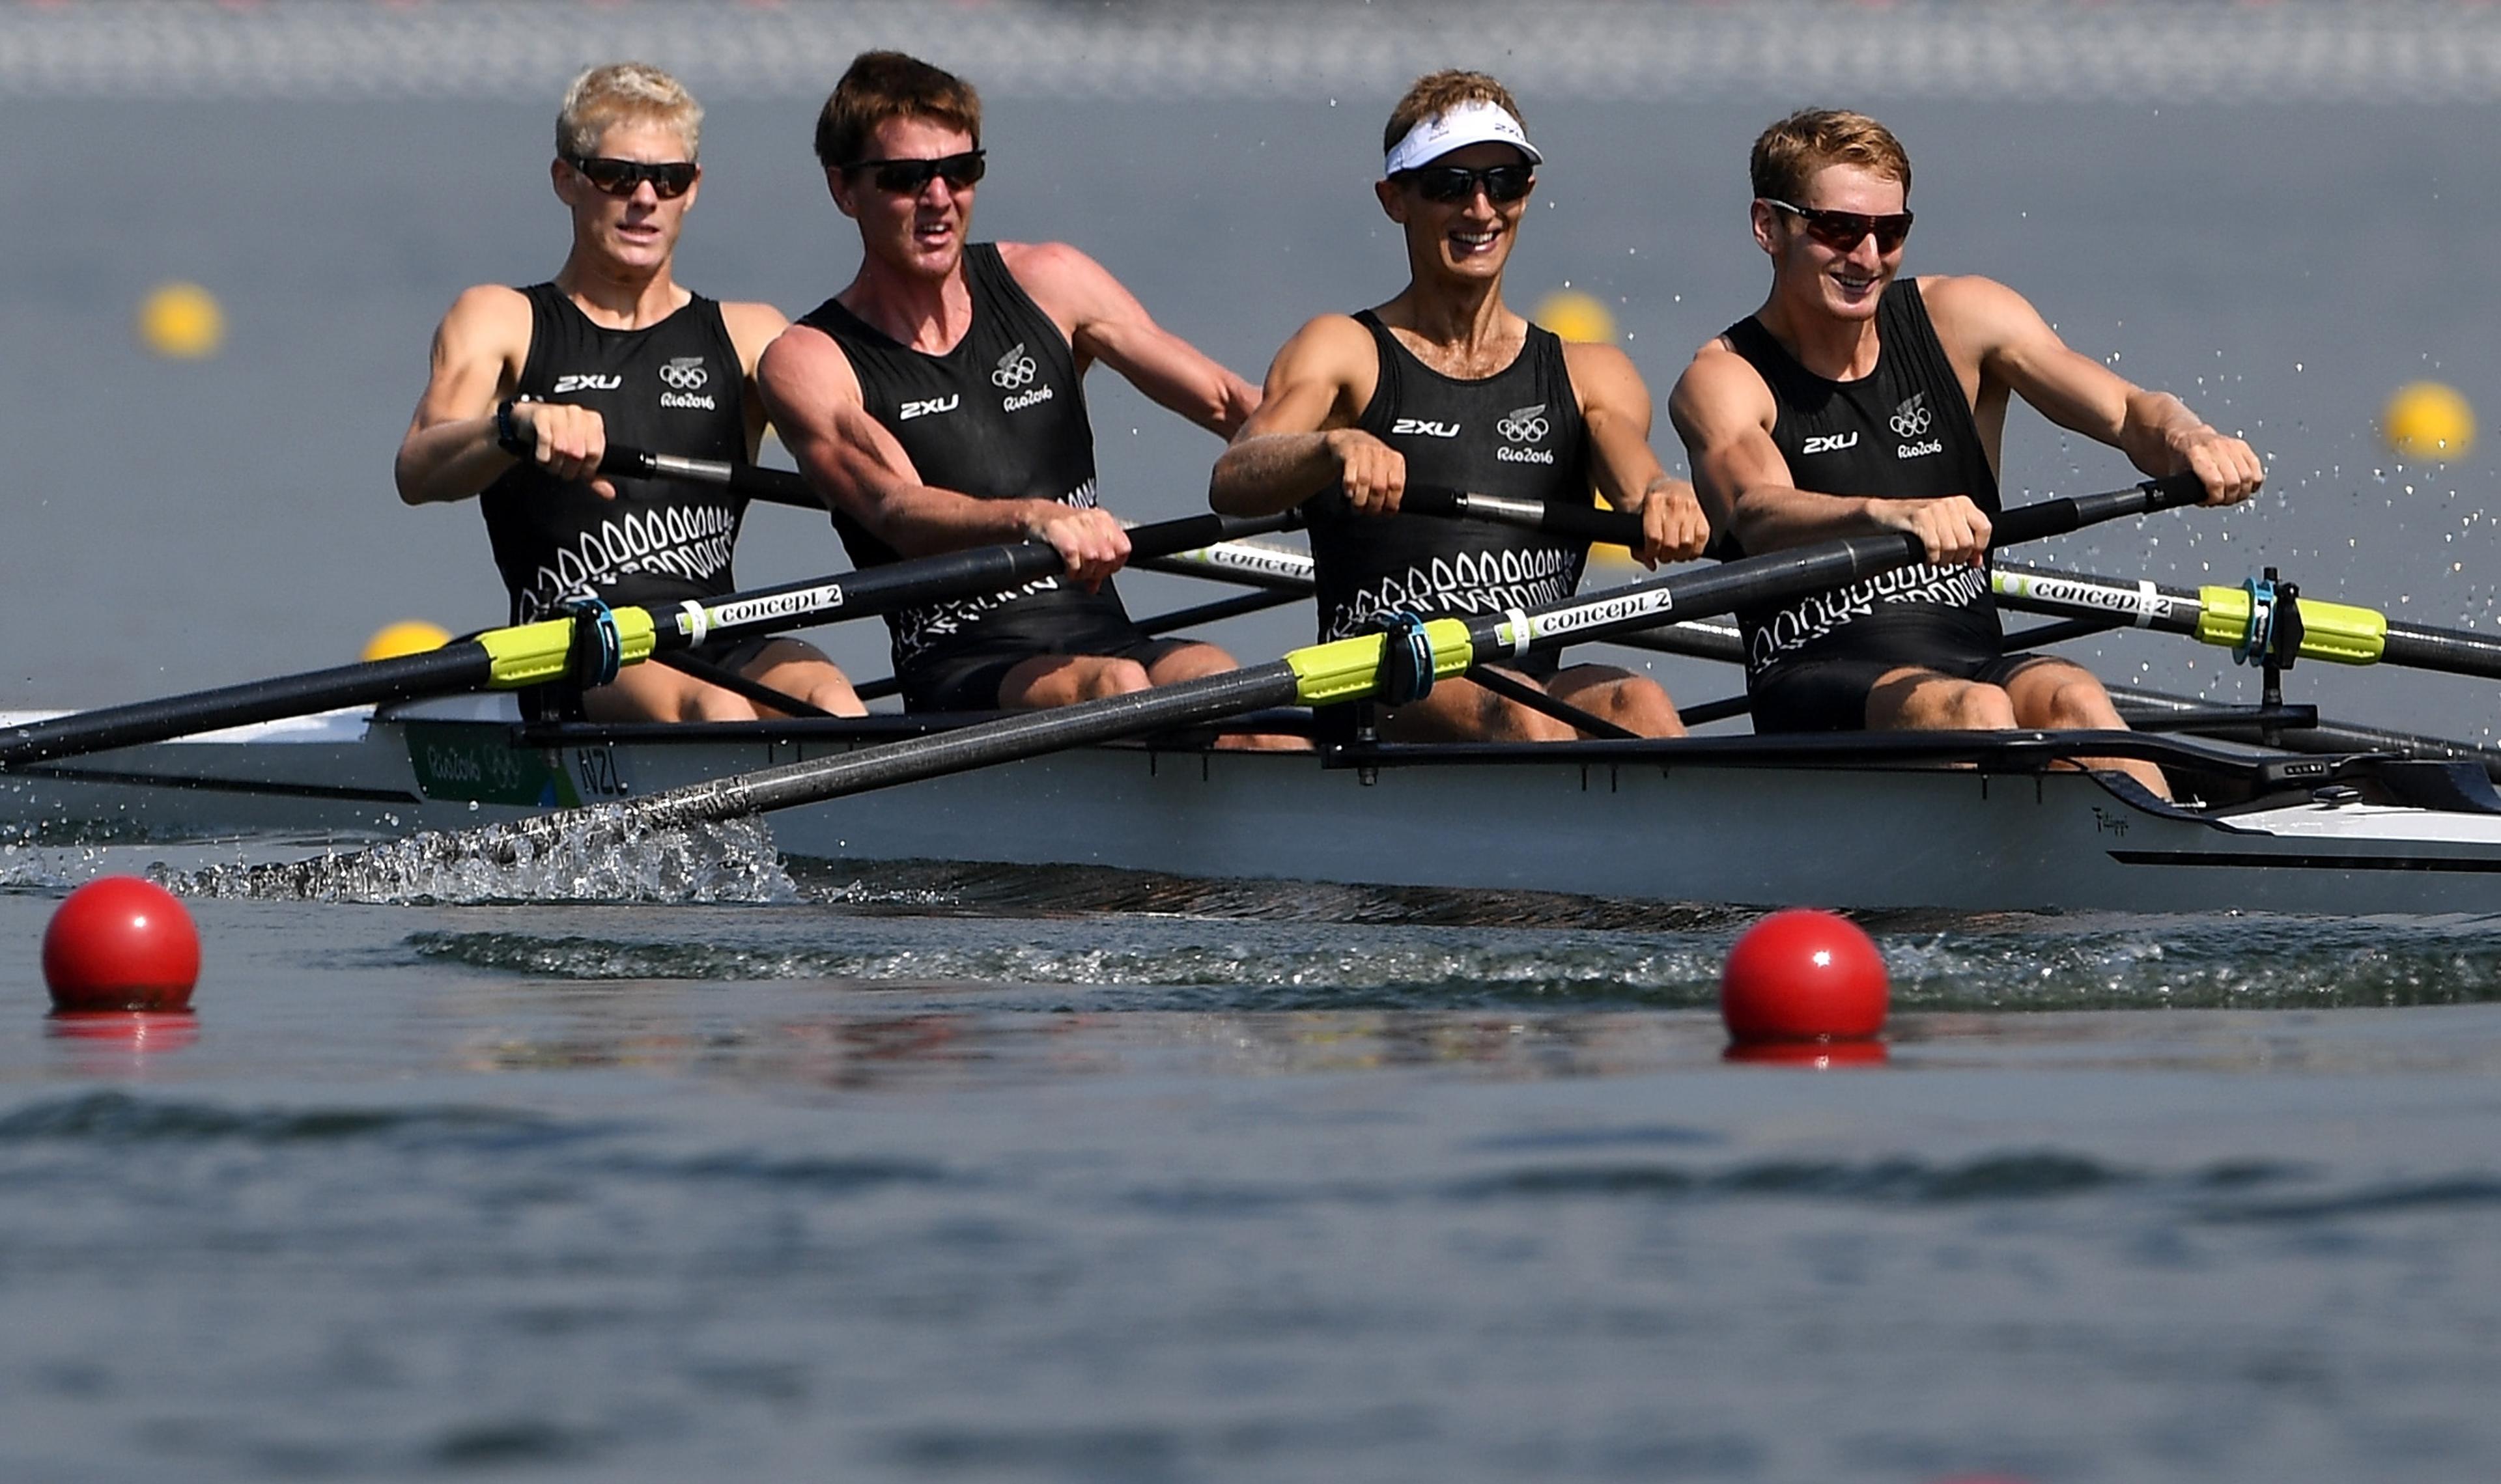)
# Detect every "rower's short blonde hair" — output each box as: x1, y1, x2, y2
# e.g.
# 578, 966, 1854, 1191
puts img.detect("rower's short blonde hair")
1750, 108, 1910, 203
557, 63, 702, 161
1382, 70, 1525, 156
